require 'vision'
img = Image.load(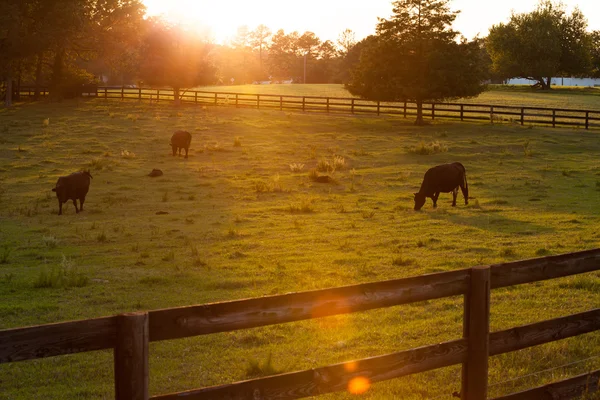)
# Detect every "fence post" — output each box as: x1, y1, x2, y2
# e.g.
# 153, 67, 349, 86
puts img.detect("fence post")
377, 101, 380, 116
194, 91, 197, 104
302, 96, 305, 112
156, 89, 159, 102
490, 106, 494, 123
460, 104, 464, 121
280, 96, 283, 111
257, 94, 260, 109
461, 266, 490, 400
431, 103, 435, 120
404, 101, 407, 118
552, 110, 556, 127
138, 88, 141, 101
214, 93, 217, 105
585, 111, 589, 130
327, 98, 330, 113
520, 108, 524, 125
121, 86, 124, 100
105, 87, 108, 99
236, 94, 238, 108
114, 312, 149, 400
351, 99, 355, 114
